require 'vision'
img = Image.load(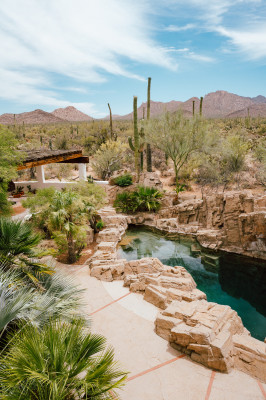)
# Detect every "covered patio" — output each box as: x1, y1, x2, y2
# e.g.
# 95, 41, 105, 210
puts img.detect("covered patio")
15, 149, 89, 191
